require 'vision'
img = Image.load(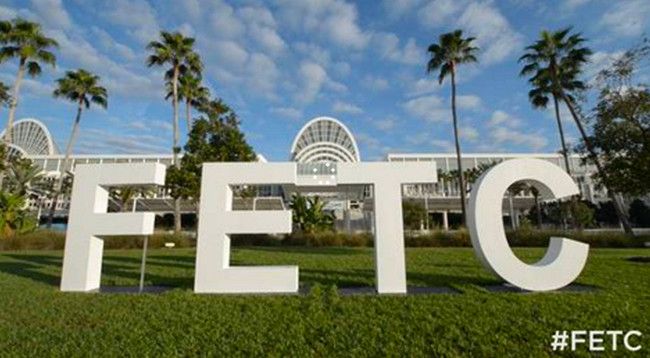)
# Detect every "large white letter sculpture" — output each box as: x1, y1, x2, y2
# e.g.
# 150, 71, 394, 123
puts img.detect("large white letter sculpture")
338, 162, 436, 294
60, 163, 166, 292
467, 158, 589, 291
194, 163, 298, 293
